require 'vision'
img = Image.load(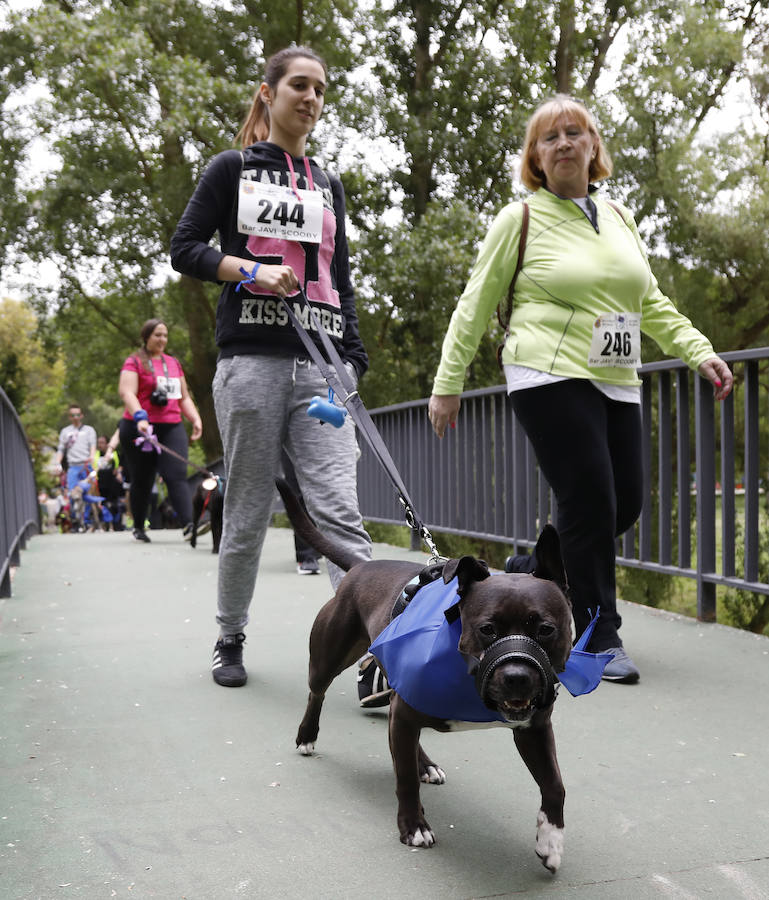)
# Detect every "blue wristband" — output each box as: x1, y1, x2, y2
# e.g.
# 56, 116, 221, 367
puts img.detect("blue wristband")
133, 409, 149, 423
235, 262, 261, 292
